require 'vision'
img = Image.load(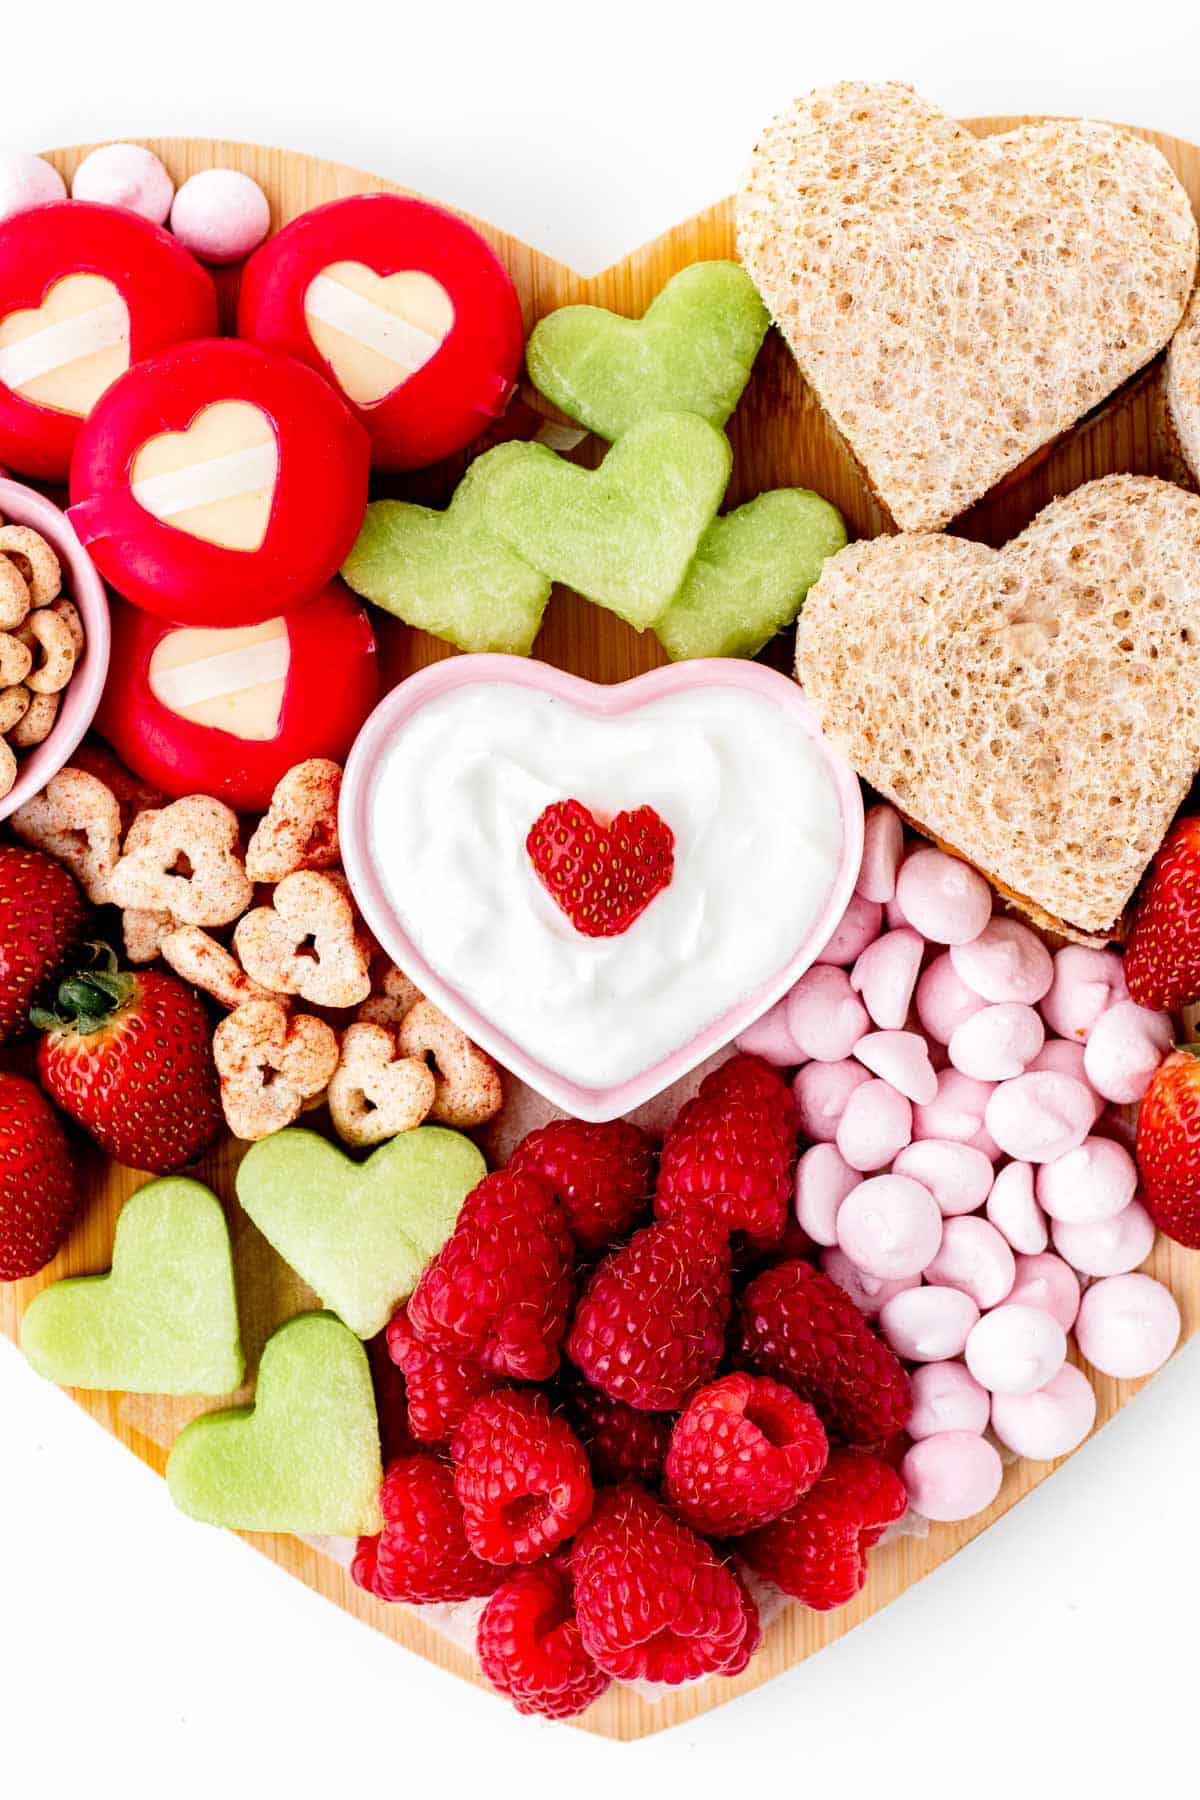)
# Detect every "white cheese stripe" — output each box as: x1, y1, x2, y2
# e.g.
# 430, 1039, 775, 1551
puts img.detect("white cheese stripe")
131, 442, 279, 520
305, 272, 445, 370
0, 298, 129, 390
150, 634, 291, 710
